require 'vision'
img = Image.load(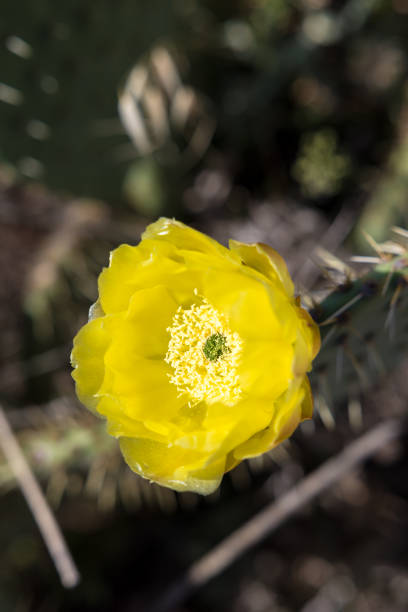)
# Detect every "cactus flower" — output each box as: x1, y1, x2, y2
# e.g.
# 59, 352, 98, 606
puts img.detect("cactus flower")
71, 218, 320, 494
